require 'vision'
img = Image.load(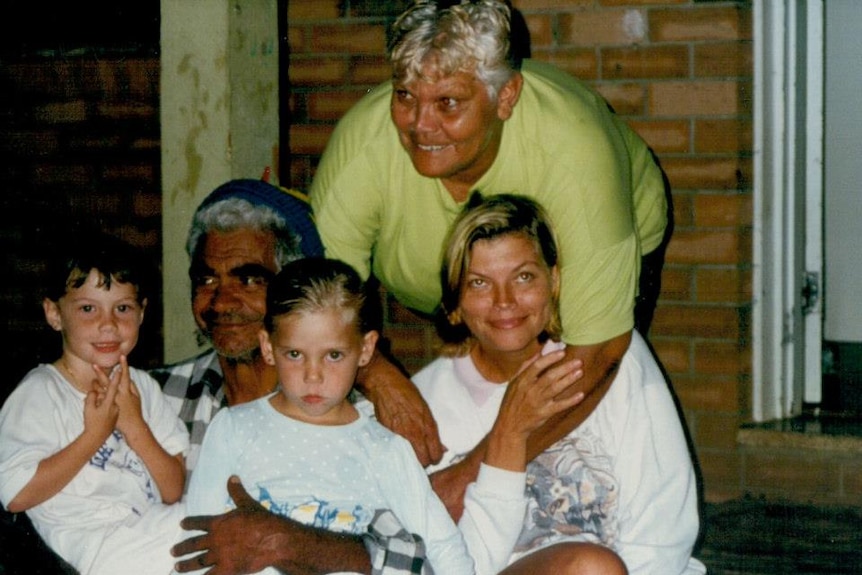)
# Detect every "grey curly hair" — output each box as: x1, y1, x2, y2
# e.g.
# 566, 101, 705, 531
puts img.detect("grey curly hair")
388, 0, 520, 99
